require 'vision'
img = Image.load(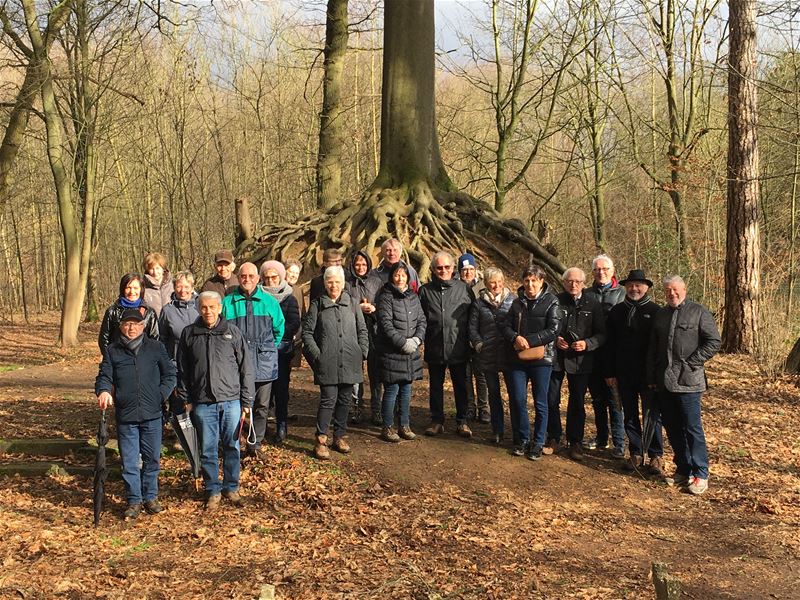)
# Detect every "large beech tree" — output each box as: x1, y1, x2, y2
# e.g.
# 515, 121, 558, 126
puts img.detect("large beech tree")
246, 0, 565, 280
